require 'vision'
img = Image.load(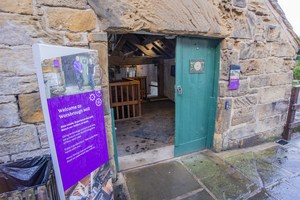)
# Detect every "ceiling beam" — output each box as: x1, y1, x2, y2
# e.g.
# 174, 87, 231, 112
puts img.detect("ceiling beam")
109, 56, 160, 65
